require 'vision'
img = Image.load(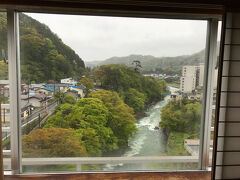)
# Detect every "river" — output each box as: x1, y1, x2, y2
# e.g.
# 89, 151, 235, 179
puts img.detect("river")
105, 87, 178, 171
